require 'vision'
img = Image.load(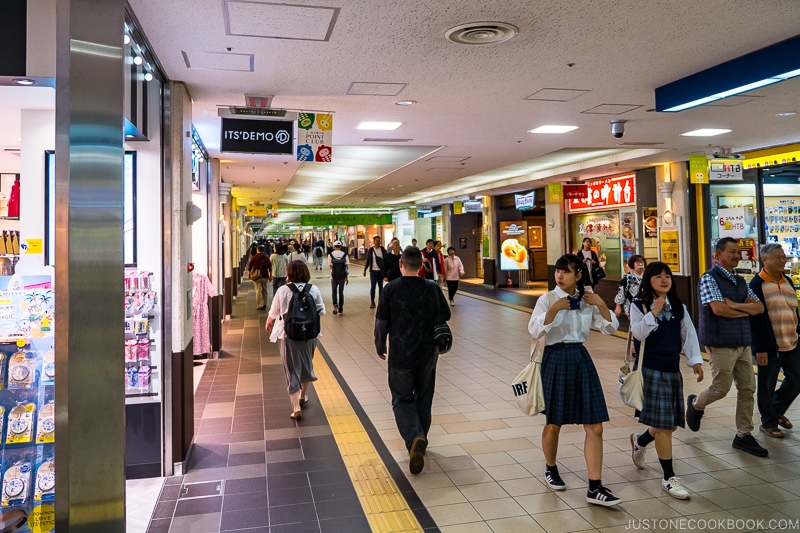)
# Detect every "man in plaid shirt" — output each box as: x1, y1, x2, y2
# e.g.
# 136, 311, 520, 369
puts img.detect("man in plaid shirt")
688, 237, 768, 457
